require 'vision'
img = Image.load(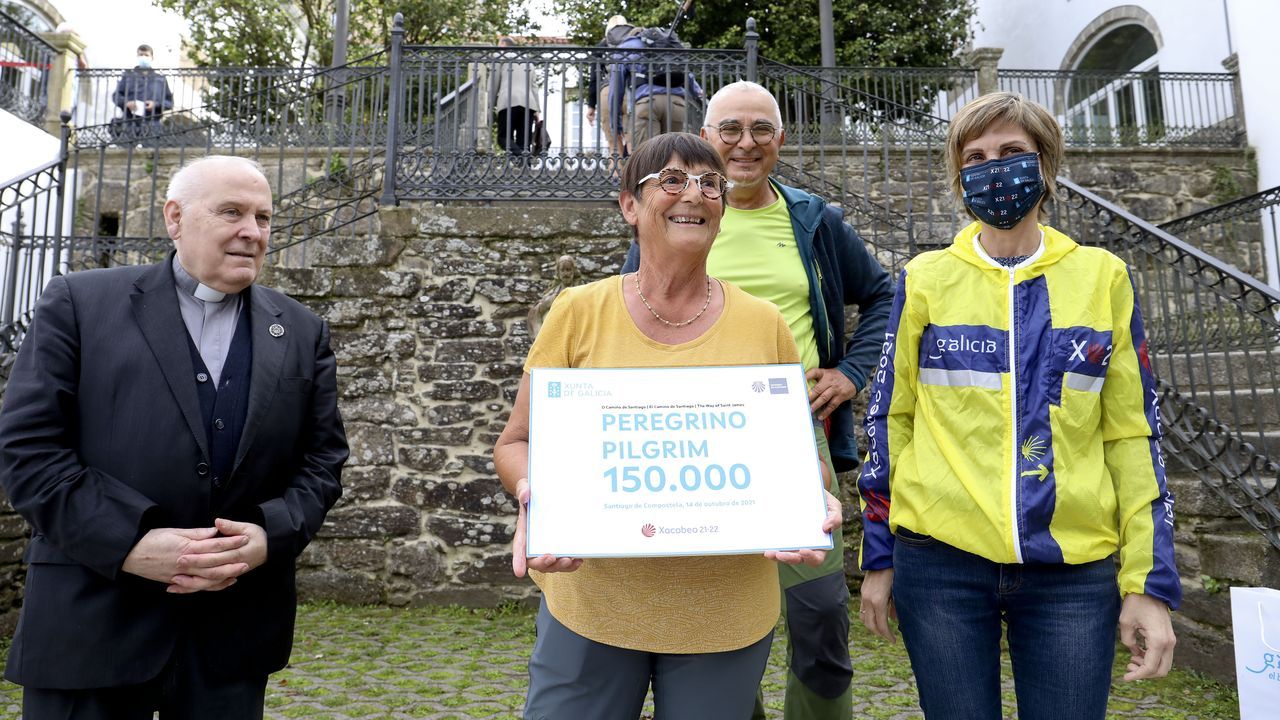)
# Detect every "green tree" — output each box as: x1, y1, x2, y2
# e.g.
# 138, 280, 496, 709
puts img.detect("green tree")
555, 0, 975, 68
153, 0, 538, 67
151, 0, 301, 67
